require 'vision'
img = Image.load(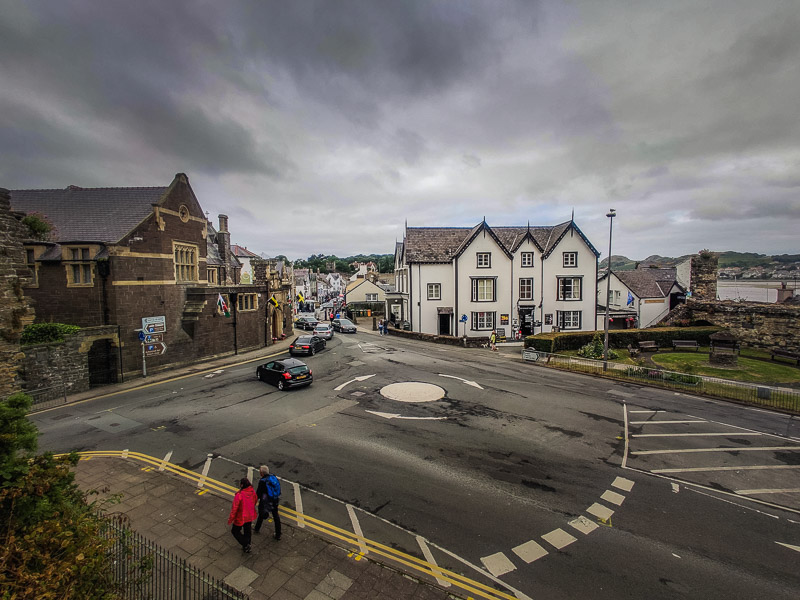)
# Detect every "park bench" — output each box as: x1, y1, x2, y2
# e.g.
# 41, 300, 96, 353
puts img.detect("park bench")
627, 343, 640, 357
770, 348, 800, 366
672, 340, 700, 351
637, 340, 658, 352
